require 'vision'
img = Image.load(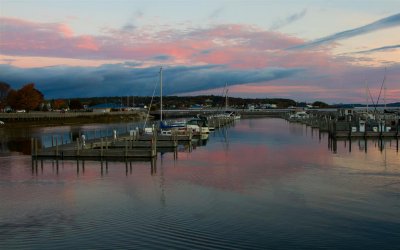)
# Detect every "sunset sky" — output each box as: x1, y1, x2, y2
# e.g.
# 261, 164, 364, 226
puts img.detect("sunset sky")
1, 0, 399, 103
